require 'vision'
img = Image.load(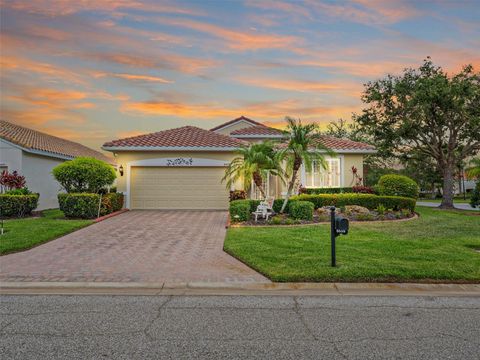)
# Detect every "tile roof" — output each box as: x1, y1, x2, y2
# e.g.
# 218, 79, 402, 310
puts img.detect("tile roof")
210, 116, 265, 131
315, 136, 375, 151
103, 126, 245, 149
230, 125, 285, 137
0, 120, 113, 163
276, 135, 375, 152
